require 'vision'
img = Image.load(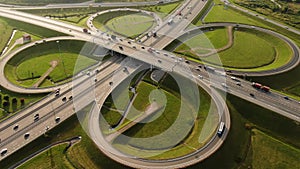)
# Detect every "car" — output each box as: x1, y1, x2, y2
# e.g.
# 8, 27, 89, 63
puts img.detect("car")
34, 113, 39, 121
69, 96, 73, 100
141, 46, 145, 49
158, 60, 162, 63
198, 75, 203, 79
195, 68, 200, 71
109, 81, 113, 86
24, 133, 30, 139
185, 60, 190, 64
132, 46, 136, 49
55, 117, 60, 123
55, 93, 60, 97
62, 97, 67, 102
236, 82, 241, 86
13, 124, 19, 131
1, 149, 7, 156
94, 78, 97, 82
163, 53, 168, 57
250, 93, 254, 97
284, 96, 289, 100
119, 46, 123, 51
221, 83, 228, 88
128, 41, 131, 44
95, 69, 100, 74
198, 65, 202, 68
